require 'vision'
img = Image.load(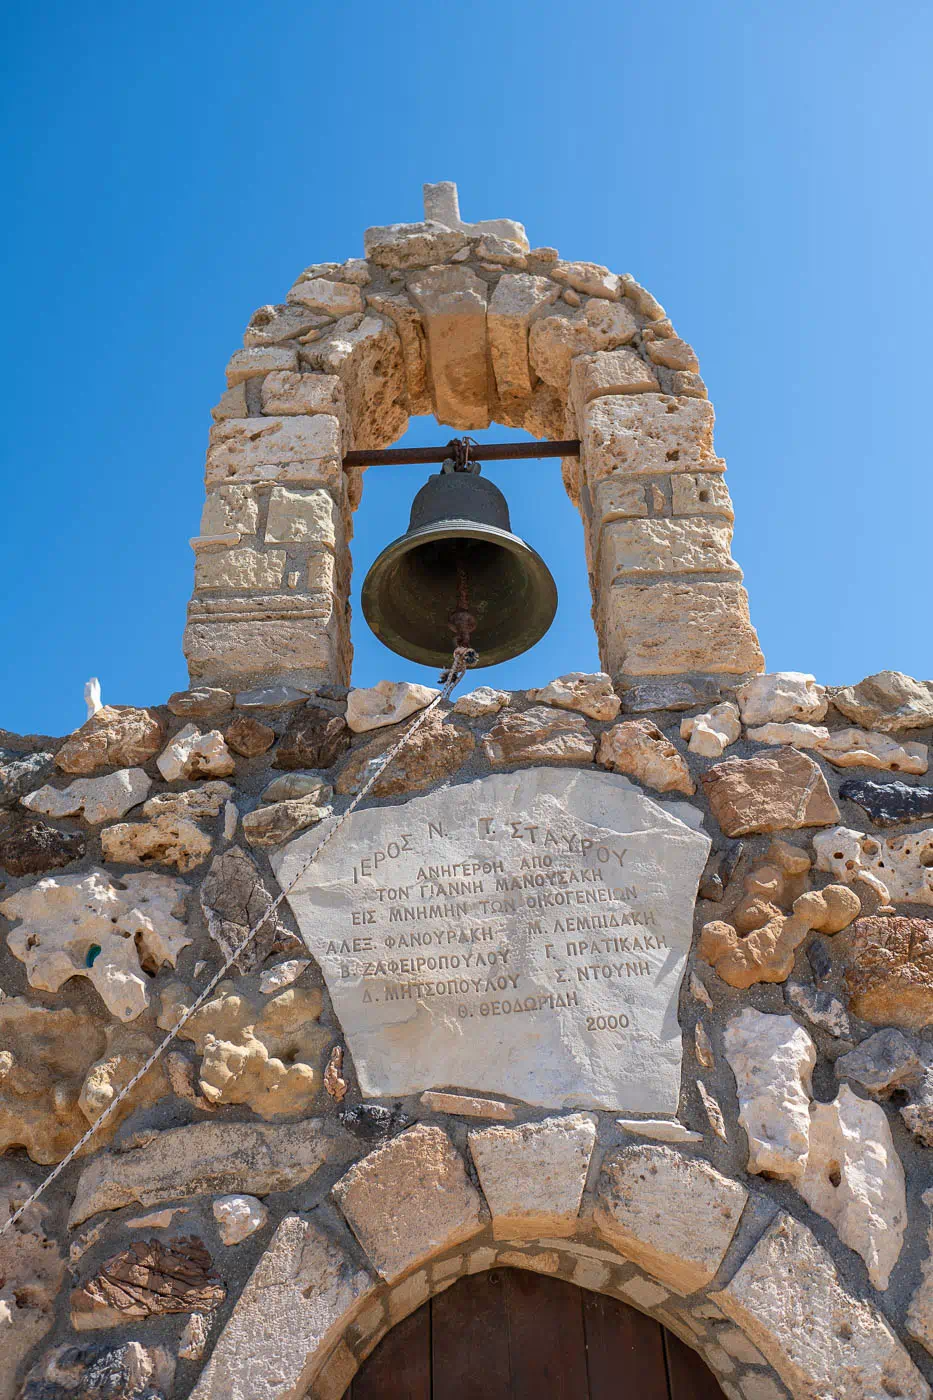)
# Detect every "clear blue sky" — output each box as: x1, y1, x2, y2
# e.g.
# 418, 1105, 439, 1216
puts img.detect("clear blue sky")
2, 1, 930, 737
